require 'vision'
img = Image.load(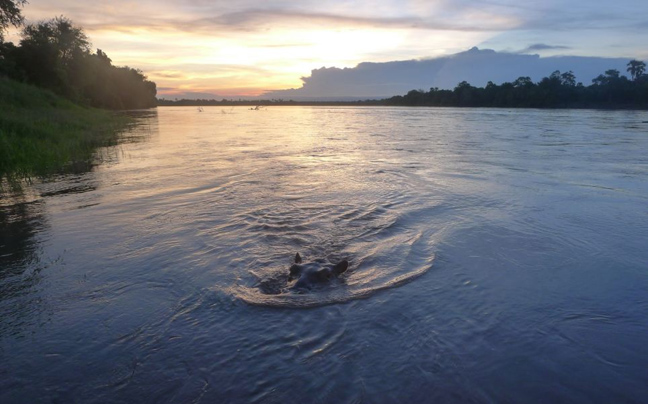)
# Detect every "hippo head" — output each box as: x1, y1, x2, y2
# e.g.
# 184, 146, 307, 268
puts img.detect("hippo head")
288, 253, 349, 291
